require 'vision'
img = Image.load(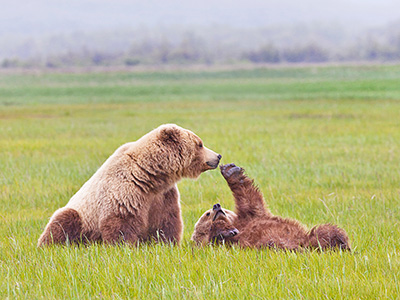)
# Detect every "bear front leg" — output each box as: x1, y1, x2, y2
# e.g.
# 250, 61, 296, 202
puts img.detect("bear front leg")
37, 208, 83, 247
220, 163, 268, 219
155, 187, 183, 244
307, 224, 351, 251
99, 214, 140, 245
